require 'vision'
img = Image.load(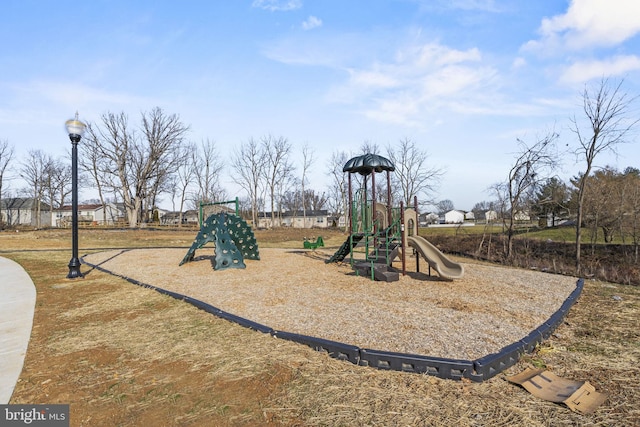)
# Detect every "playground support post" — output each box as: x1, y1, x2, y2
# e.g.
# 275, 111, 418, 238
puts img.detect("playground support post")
347, 173, 353, 235
414, 195, 420, 274
400, 201, 406, 276
371, 170, 377, 244
387, 172, 392, 230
